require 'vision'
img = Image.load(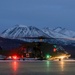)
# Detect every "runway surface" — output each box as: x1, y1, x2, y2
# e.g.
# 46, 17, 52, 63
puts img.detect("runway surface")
0, 60, 75, 75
